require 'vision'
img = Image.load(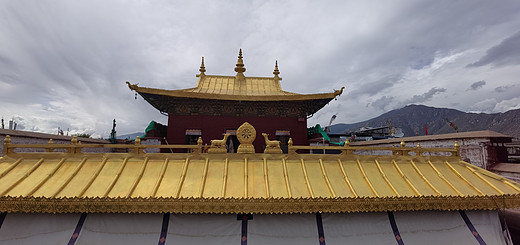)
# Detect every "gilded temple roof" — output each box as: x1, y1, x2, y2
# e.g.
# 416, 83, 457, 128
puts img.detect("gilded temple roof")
1, 131, 519, 214
126, 50, 344, 102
